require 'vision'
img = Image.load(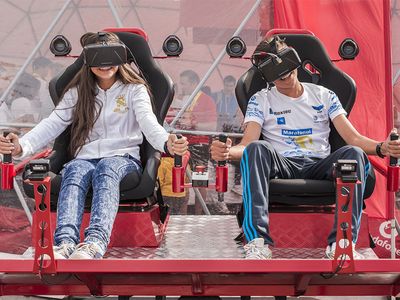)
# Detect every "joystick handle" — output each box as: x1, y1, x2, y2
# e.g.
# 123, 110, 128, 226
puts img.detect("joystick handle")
174, 134, 183, 167
218, 134, 228, 167
390, 132, 399, 166
2, 131, 12, 163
